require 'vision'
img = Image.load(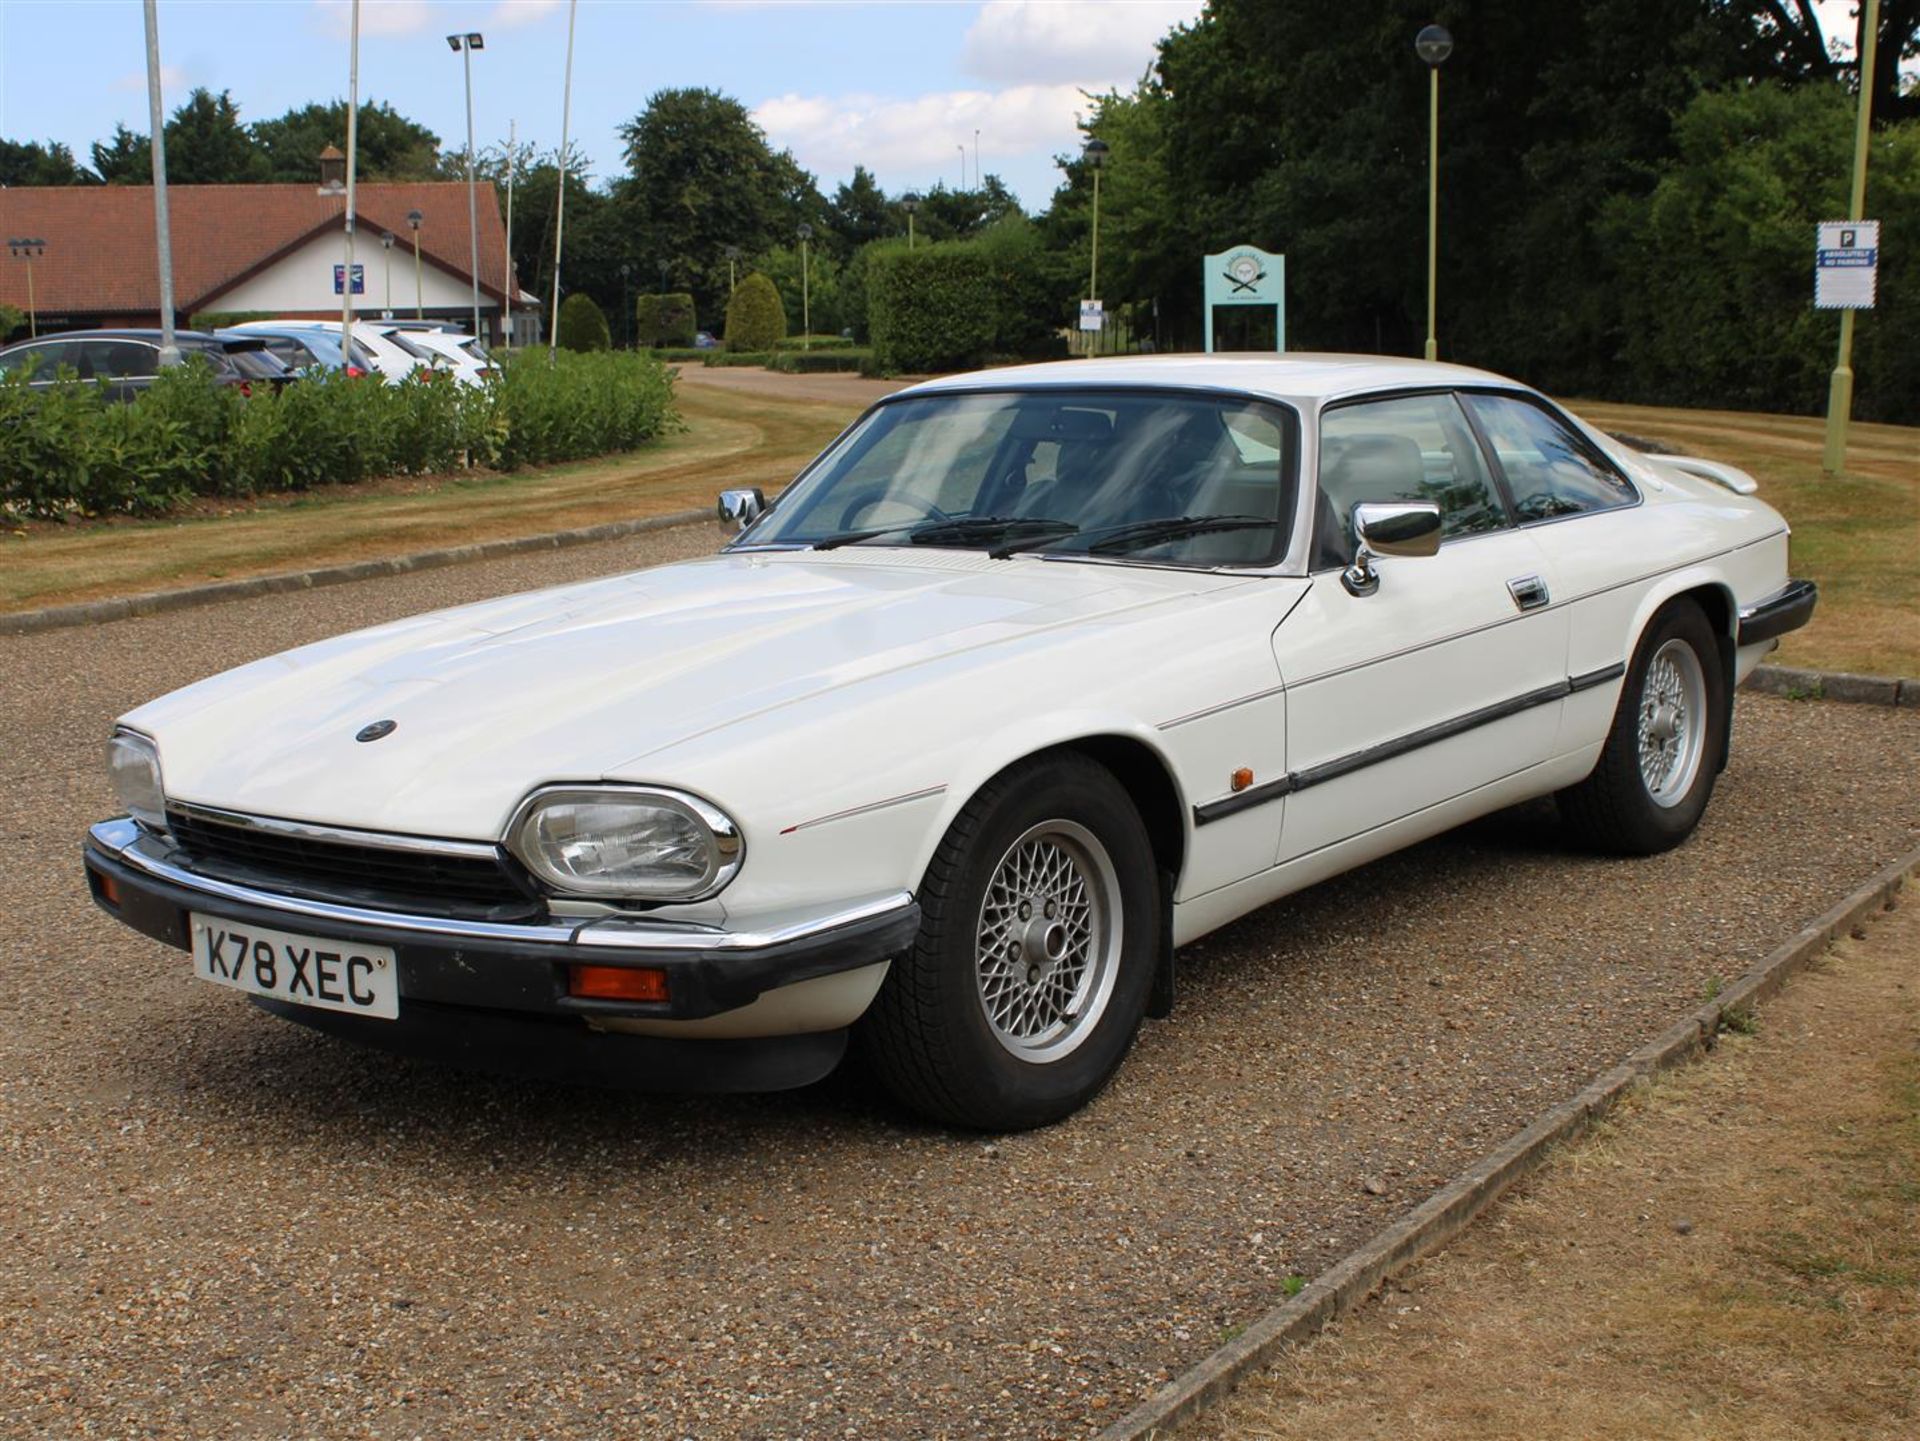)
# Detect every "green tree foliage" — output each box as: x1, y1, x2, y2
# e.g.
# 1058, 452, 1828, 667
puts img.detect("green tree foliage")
1709, 0, 1920, 125
91, 124, 152, 184
1607, 82, 1919, 423
251, 101, 444, 181
827, 165, 896, 250
757, 245, 848, 337
163, 89, 270, 183
724, 272, 788, 352
0, 138, 96, 186
556, 291, 612, 352
0, 304, 25, 341
618, 88, 826, 323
